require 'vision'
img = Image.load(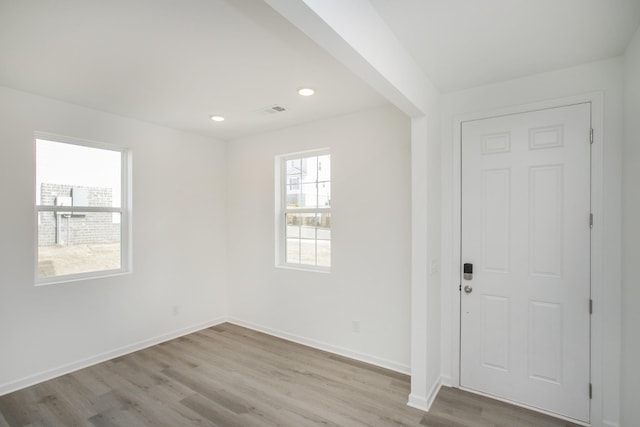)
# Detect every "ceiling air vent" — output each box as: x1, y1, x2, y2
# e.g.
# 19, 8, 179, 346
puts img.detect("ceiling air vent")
257, 104, 288, 115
